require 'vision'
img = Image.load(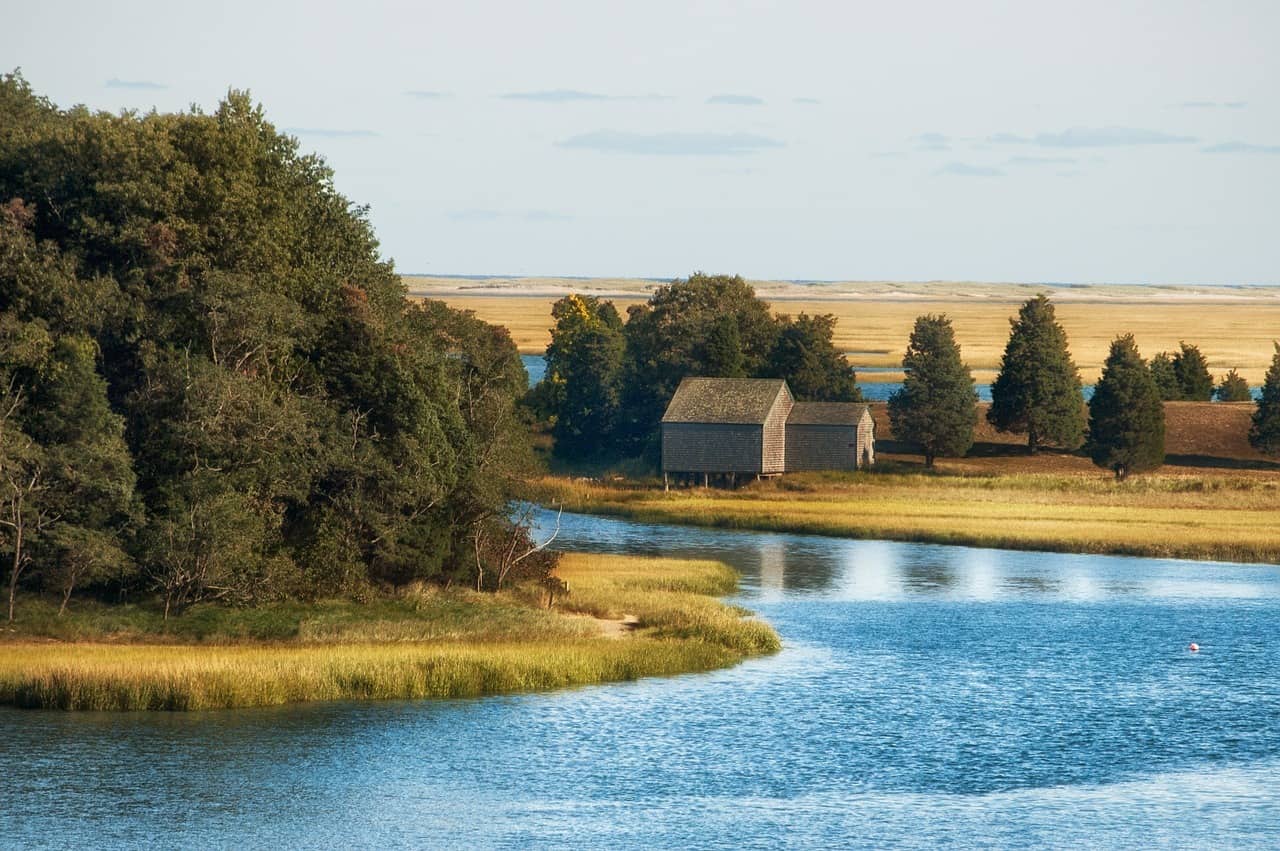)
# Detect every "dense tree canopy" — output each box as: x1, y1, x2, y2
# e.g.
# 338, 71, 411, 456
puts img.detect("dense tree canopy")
1250, 344, 1280, 456
763, 313, 862, 403
1215, 368, 1251, 403
0, 73, 536, 617
1087, 335, 1165, 479
1151, 343, 1214, 401
542, 294, 625, 460
531, 273, 861, 458
888, 314, 977, 468
987, 295, 1085, 452
1171, 342, 1214, 401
